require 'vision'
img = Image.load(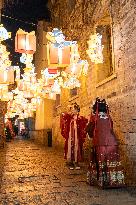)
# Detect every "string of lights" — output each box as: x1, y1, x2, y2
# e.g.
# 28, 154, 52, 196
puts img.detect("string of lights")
2, 14, 37, 26
3, 0, 51, 23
